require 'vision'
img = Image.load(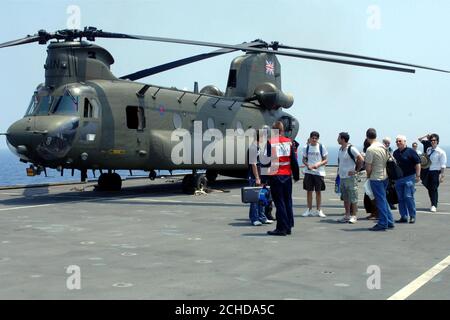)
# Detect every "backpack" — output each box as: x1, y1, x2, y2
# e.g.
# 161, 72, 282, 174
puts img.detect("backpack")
346, 144, 365, 172
385, 149, 403, 181
305, 143, 323, 161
